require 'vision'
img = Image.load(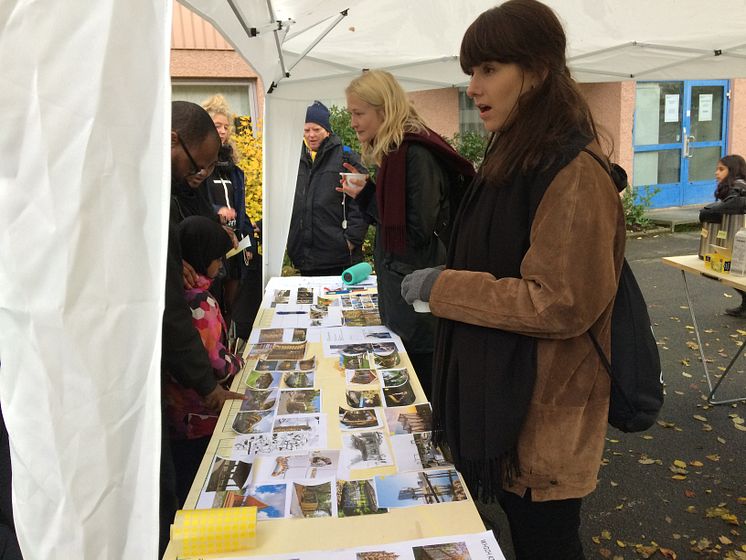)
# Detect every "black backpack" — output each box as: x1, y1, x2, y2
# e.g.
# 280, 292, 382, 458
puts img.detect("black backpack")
583, 149, 664, 432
